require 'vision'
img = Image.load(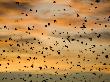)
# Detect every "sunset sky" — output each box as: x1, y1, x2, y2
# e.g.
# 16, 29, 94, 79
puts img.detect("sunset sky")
0, 0, 110, 82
